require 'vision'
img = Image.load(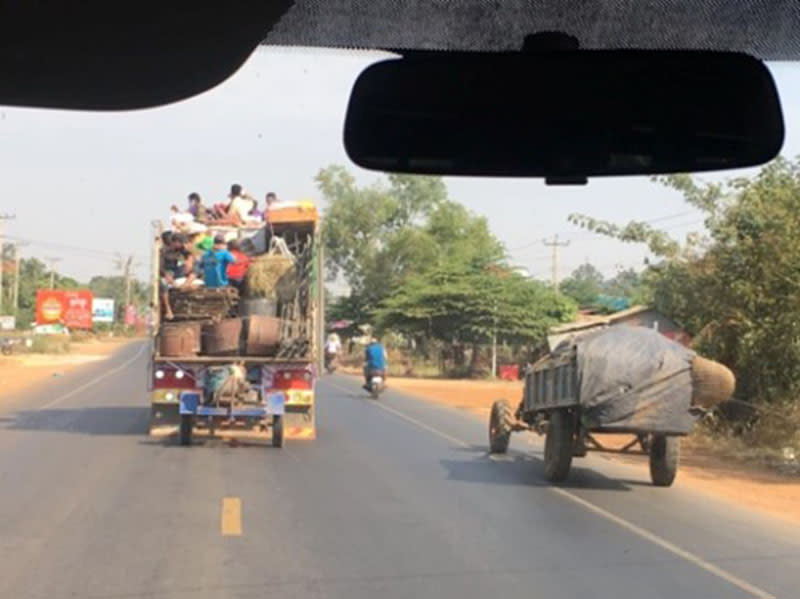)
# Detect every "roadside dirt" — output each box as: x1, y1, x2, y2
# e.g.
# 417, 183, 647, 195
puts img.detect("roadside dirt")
382, 376, 800, 526
0, 338, 131, 401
